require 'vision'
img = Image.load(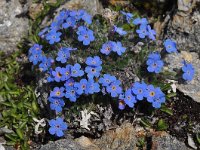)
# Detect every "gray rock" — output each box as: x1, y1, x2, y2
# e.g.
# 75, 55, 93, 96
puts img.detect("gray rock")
165, 3, 200, 56
164, 51, 200, 103
0, 0, 29, 53
39, 138, 83, 150
177, 0, 195, 12
56, 0, 103, 16
93, 123, 137, 150
152, 133, 191, 150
